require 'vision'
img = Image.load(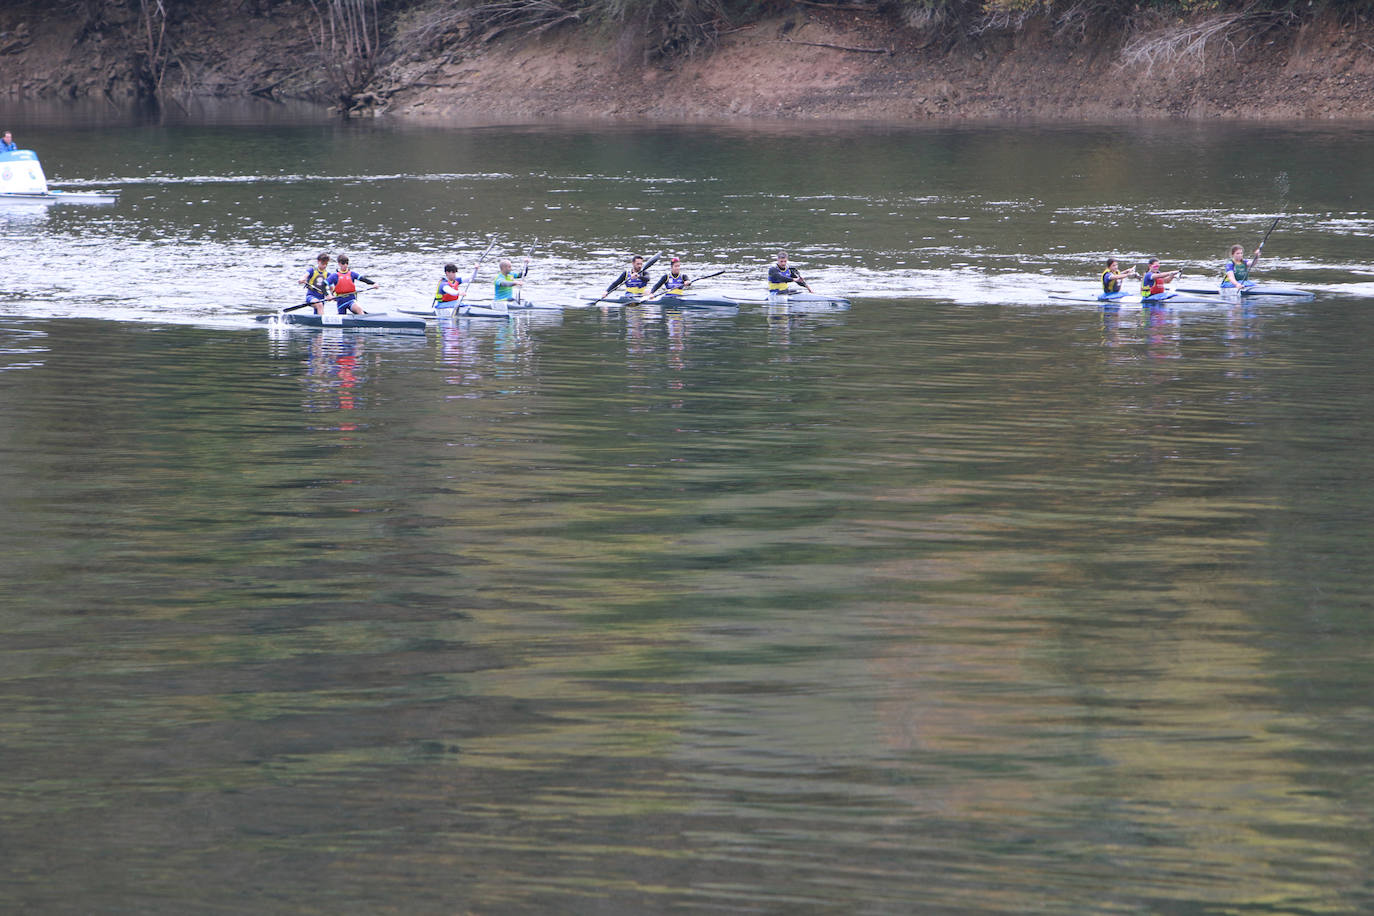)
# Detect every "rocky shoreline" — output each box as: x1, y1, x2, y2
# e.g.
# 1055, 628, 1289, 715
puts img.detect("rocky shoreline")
2, 0, 1372, 122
